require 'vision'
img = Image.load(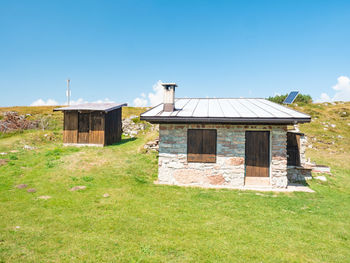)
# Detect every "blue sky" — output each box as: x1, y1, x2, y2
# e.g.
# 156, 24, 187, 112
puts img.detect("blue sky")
1, 0, 350, 107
